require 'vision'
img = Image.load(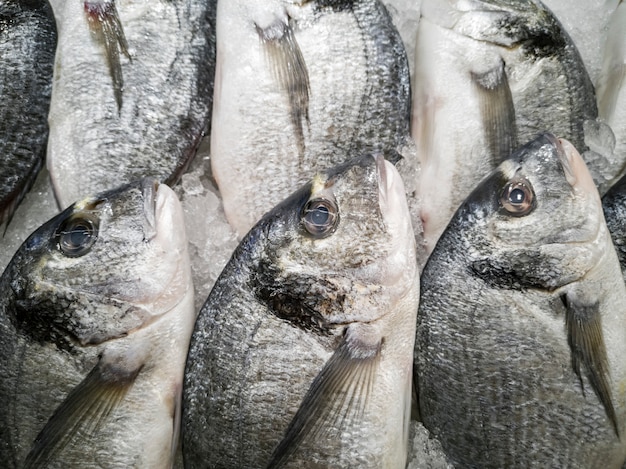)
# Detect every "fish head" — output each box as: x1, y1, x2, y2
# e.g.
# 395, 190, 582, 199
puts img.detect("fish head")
250, 154, 417, 329
448, 133, 605, 291
7, 179, 191, 349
